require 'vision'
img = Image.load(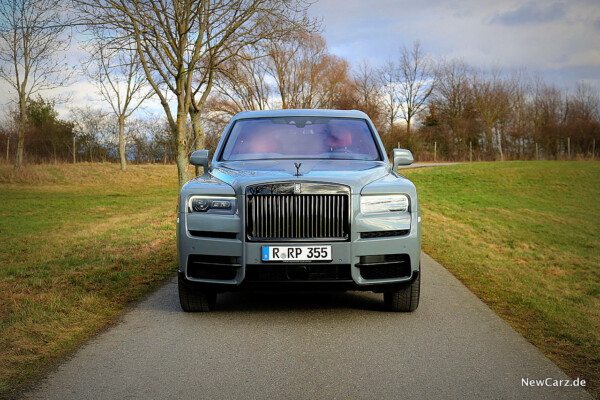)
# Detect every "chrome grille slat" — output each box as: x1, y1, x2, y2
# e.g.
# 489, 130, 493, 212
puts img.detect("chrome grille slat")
312, 196, 315, 237
295, 195, 299, 238
337, 196, 341, 237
